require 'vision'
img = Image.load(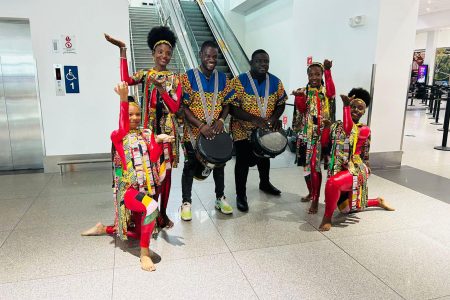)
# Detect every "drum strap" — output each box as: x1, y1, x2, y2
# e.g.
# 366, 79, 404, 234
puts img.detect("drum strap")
193, 68, 219, 126
246, 72, 270, 118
